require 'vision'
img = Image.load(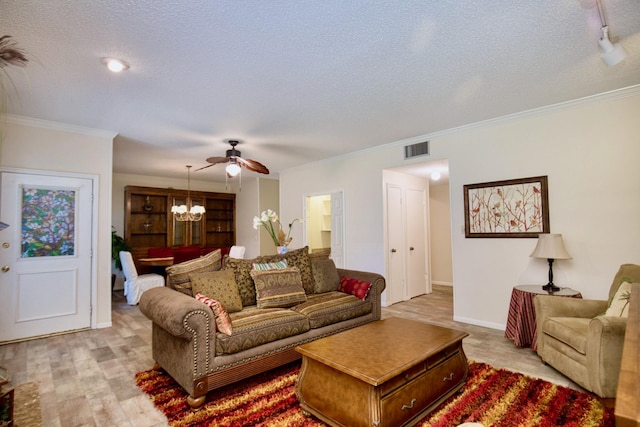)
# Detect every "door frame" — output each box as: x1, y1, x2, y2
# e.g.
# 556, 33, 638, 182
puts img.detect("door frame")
0, 166, 100, 329
302, 189, 345, 267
